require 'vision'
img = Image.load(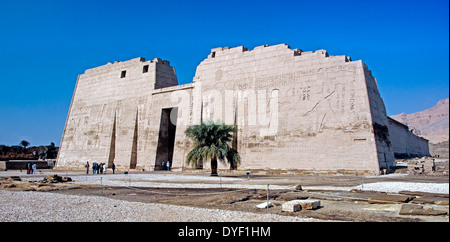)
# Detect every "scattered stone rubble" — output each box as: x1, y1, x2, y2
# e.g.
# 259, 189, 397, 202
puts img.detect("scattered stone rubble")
42, 174, 72, 183
1, 174, 447, 219
0, 174, 79, 191
255, 187, 448, 217
281, 199, 320, 212
404, 157, 449, 175
399, 204, 448, 216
